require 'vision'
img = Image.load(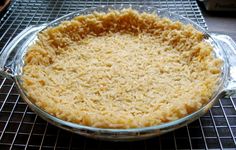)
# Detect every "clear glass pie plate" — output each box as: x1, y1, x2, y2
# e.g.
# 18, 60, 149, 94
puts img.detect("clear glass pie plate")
0, 5, 236, 141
